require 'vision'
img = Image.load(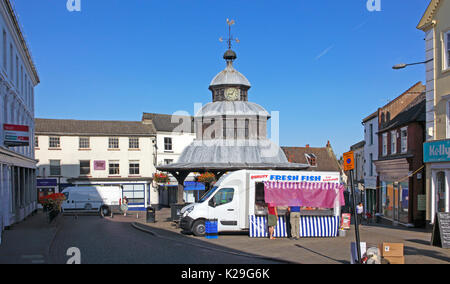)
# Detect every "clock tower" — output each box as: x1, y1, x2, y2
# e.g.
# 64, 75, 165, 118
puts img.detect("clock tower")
209, 48, 251, 102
